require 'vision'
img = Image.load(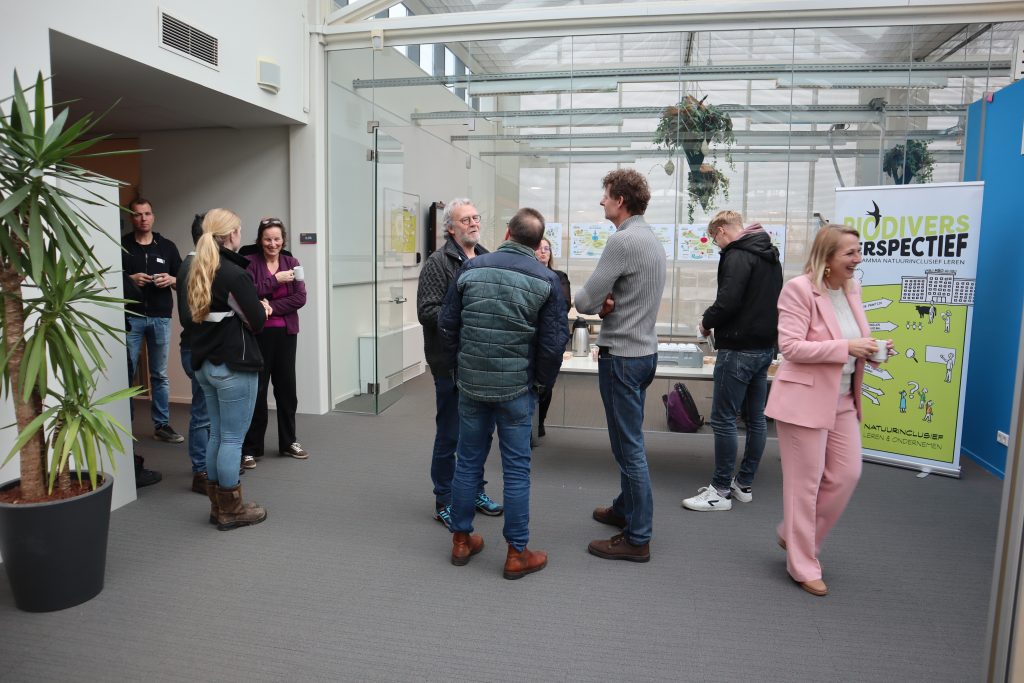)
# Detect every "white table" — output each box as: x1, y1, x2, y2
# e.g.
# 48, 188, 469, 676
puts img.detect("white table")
559, 355, 717, 380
